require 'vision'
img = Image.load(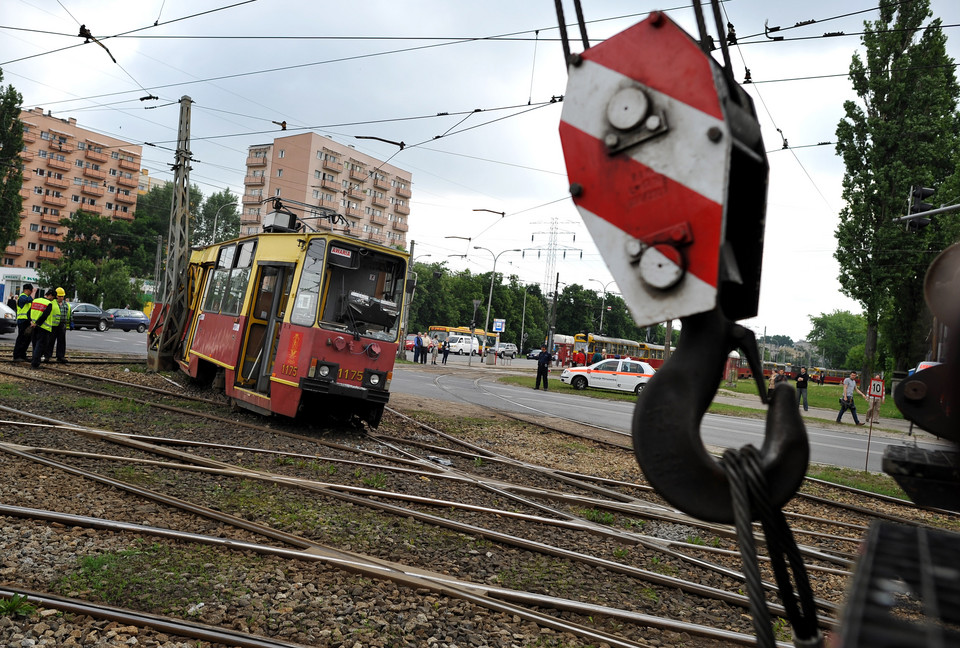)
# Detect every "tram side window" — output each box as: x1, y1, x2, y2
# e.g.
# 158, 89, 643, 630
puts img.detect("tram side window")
291, 239, 325, 326
202, 241, 256, 315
